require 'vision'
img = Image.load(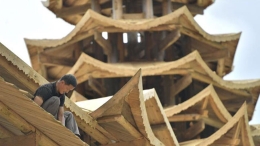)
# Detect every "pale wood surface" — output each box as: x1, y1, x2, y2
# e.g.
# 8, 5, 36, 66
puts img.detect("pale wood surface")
0, 43, 111, 145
